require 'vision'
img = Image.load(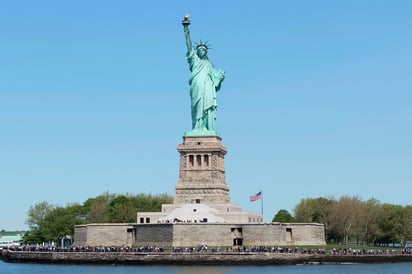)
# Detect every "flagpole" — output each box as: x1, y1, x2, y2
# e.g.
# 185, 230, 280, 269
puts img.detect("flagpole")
261, 190, 263, 219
